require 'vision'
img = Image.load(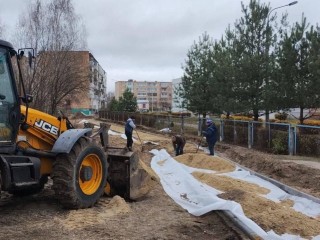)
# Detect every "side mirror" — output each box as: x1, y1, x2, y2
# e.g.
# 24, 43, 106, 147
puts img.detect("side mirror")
21, 94, 33, 103
18, 48, 35, 68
